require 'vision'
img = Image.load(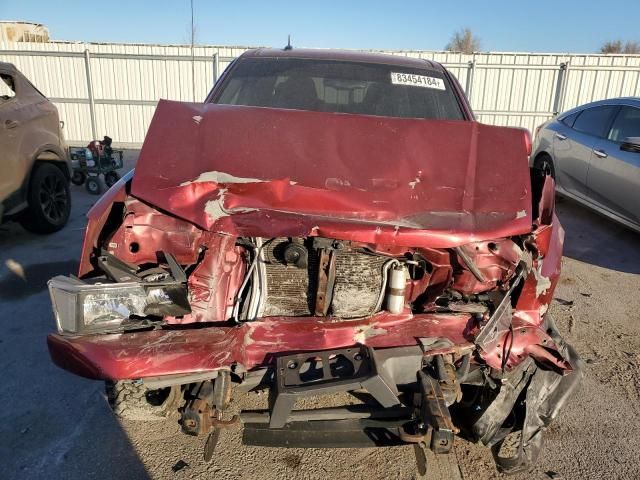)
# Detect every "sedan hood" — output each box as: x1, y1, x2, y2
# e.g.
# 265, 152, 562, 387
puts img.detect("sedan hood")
131, 100, 532, 248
